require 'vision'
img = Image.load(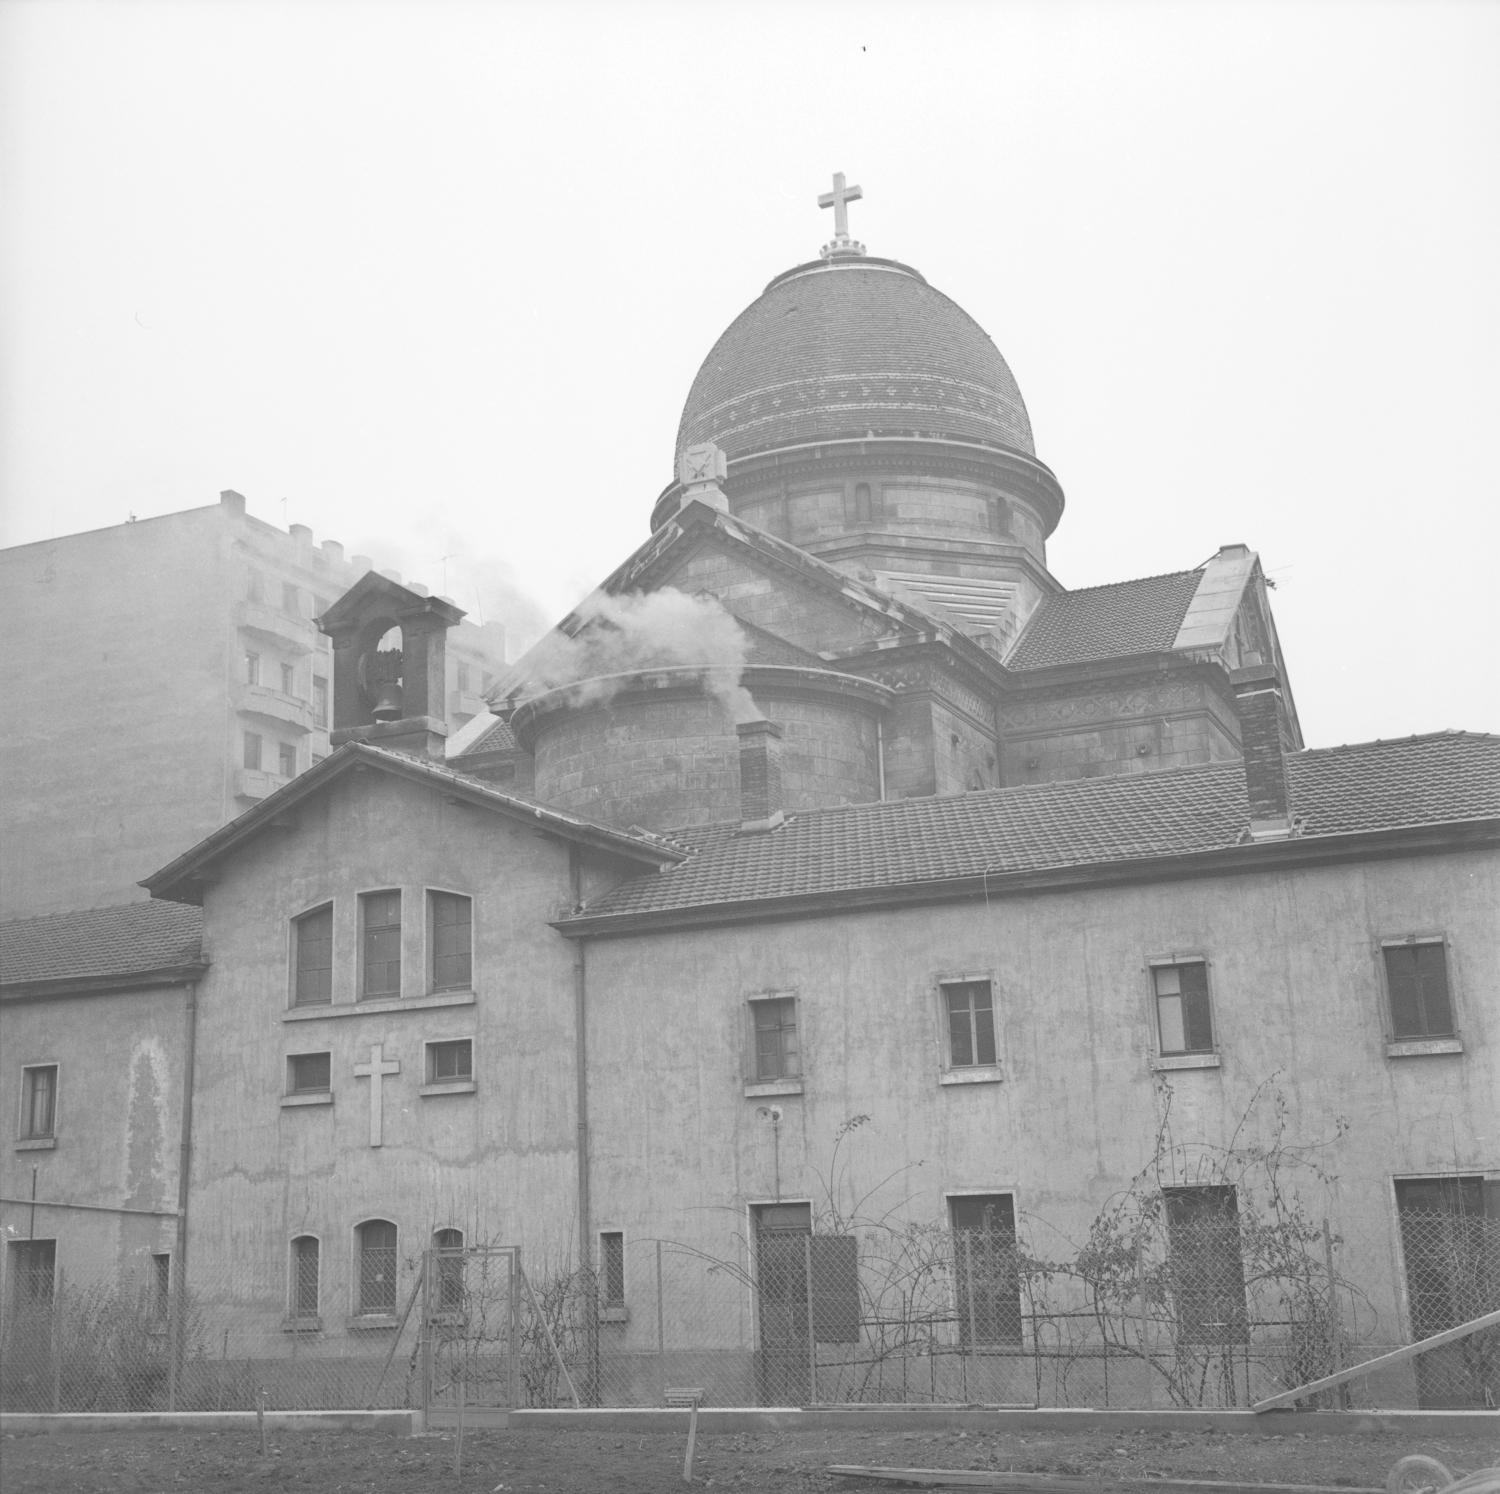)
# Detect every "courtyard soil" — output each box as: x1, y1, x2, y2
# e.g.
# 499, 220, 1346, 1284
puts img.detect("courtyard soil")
2, 1424, 1496, 1493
